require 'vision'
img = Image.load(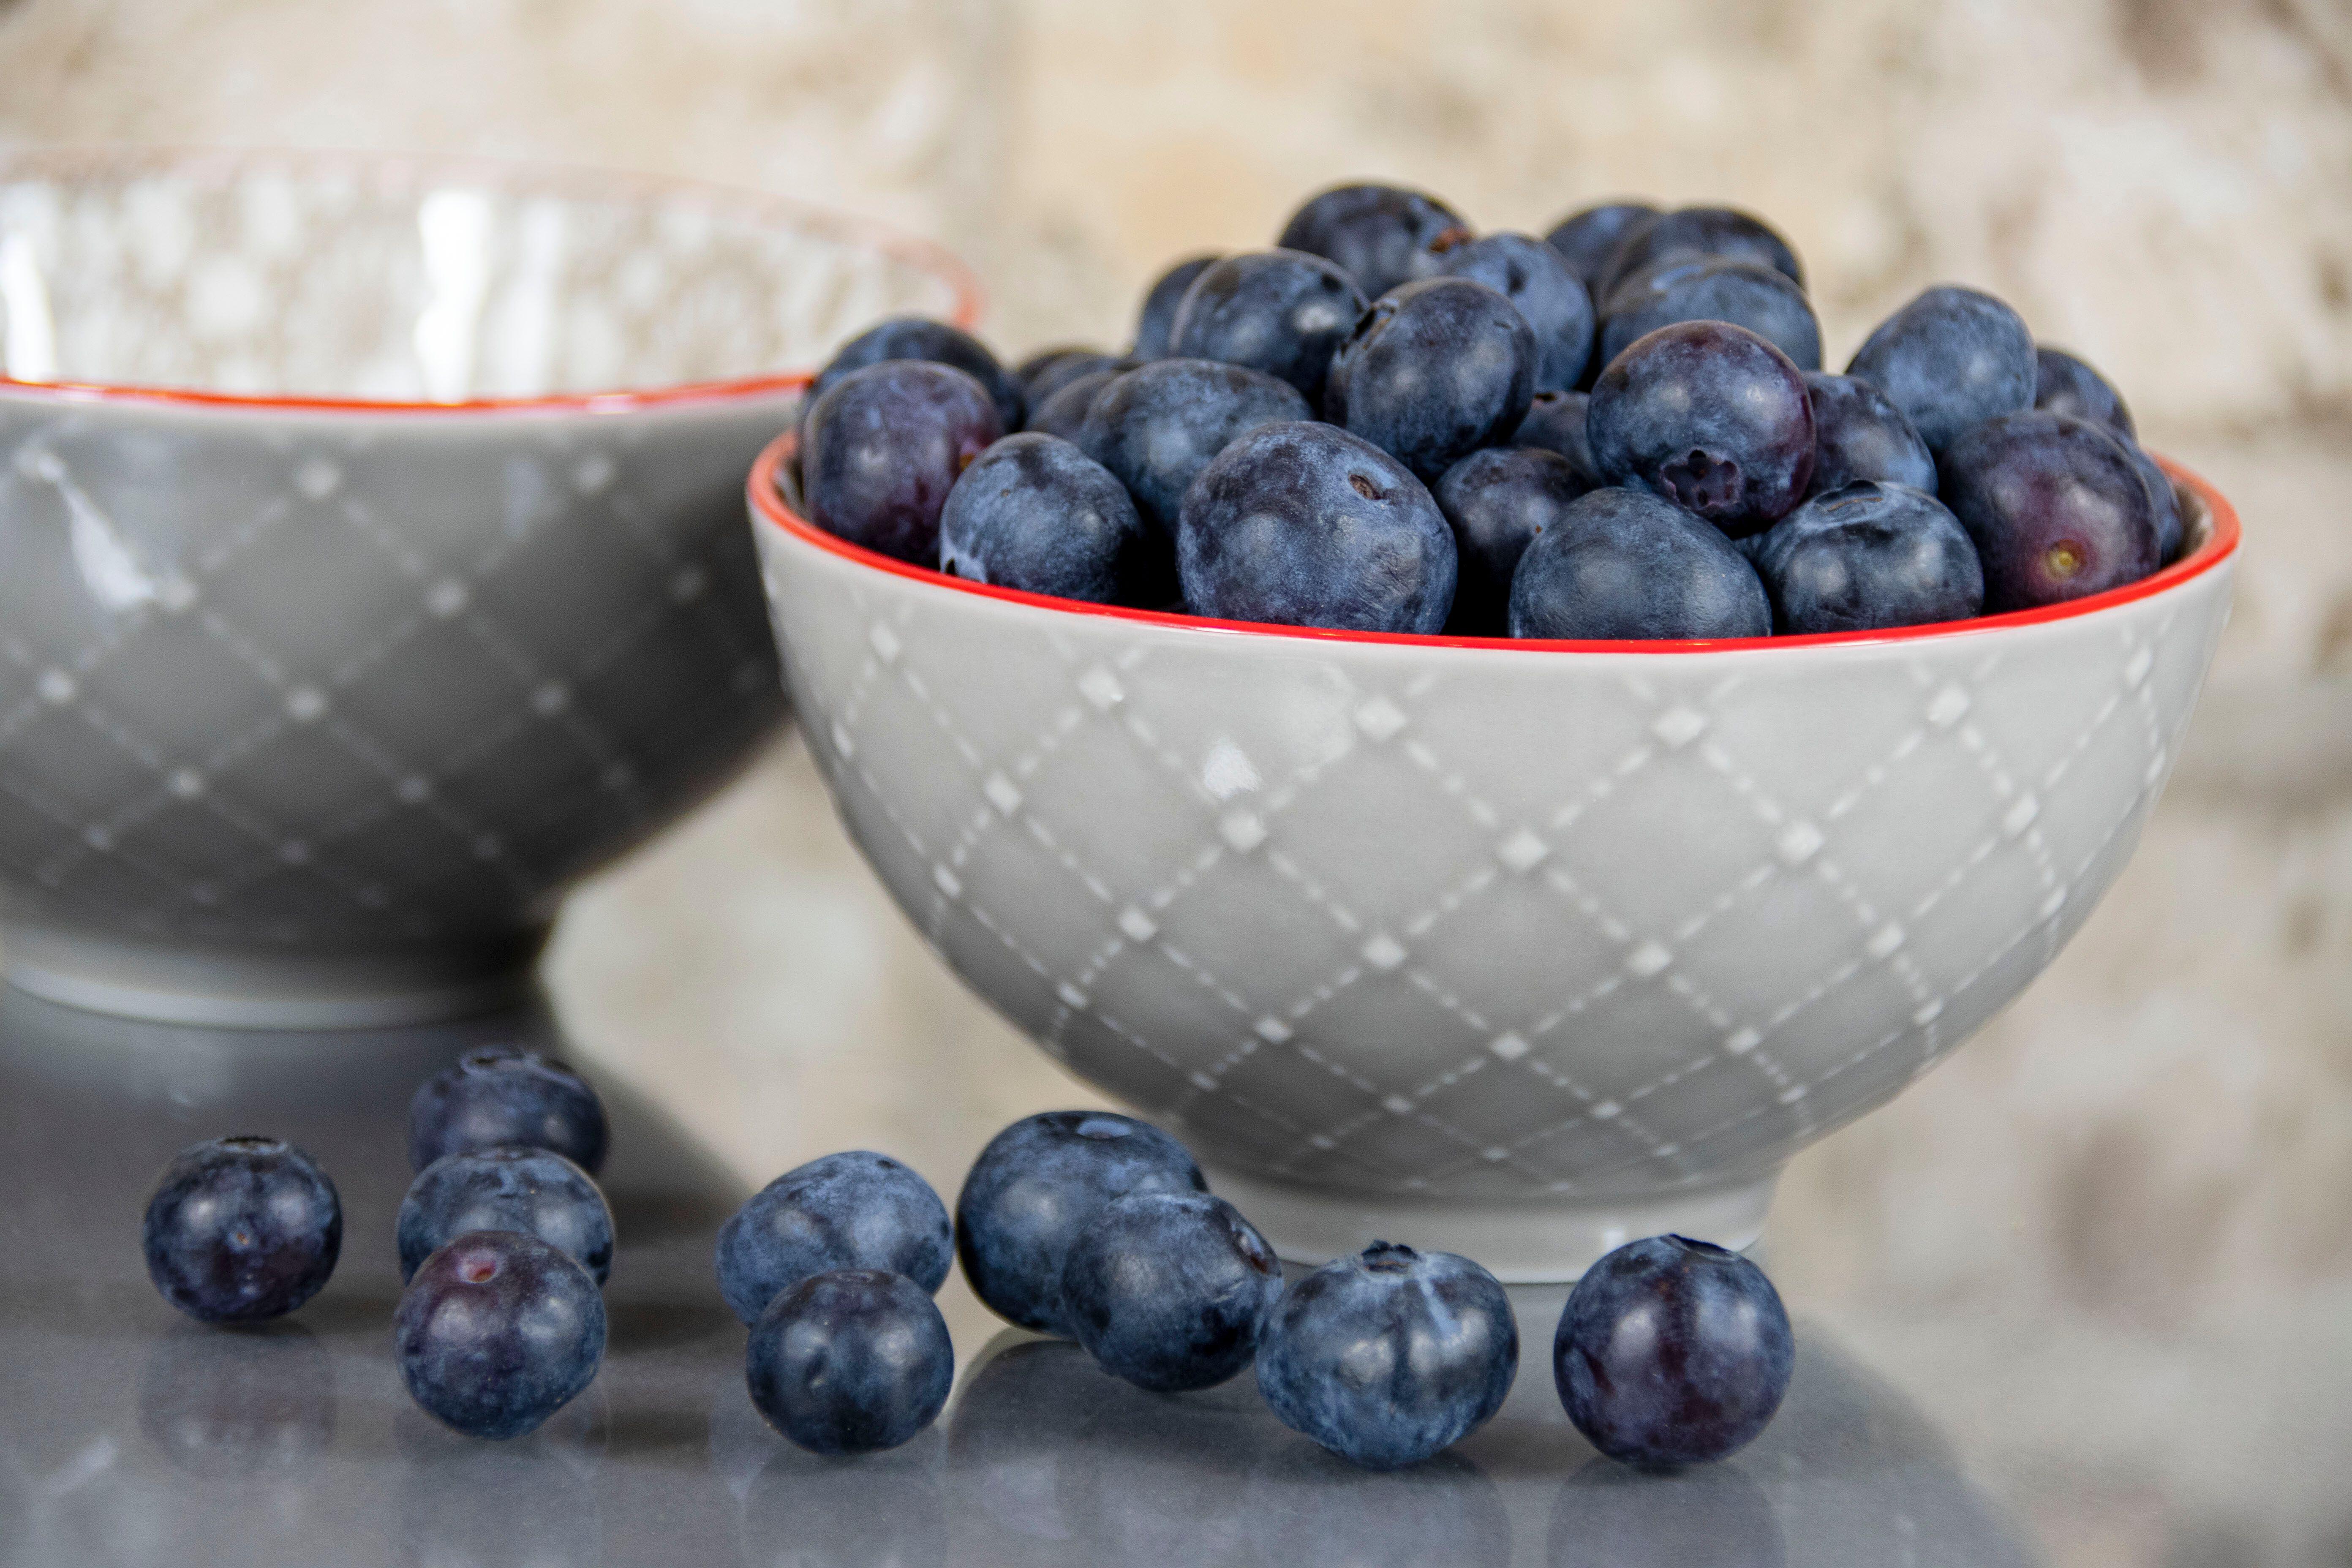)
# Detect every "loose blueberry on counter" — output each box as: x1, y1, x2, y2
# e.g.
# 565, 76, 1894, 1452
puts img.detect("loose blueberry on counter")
748, 1268, 954, 1455
1845, 285, 2036, 453
801, 360, 1004, 564
1937, 410, 2160, 610
1431, 231, 1597, 394
1256, 1241, 1519, 1471
956, 1111, 1206, 1336
1509, 486, 1772, 641
940, 433, 1168, 605
1277, 182, 1471, 299
142, 1136, 341, 1323
1751, 481, 1984, 634
808, 315, 1025, 434
408, 1045, 609, 1175
396, 1230, 606, 1440
1023, 368, 1122, 443
1588, 321, 1816, 537
1512, 389, 1598, 483
1178, 421, 1459, 634
1595, 206, 1805, 296
398, 1147, 613, 1286
1024, 350, 1124, 410
2033, 345, 2134, 437
717, 1150, 953, 1326
1167, 250, 1369, 408
1060, 1190, 1284, 1393
1078, 357, 1312, 536
1133, 255, 1221, 359
1598, 256, 1822, 373
1544, 201, 1660, 293
1802, 371, 1938, 498
1434, 446, 1595, 635
1326, 278, 1538, 481
1554, 1235, 1793, 1469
